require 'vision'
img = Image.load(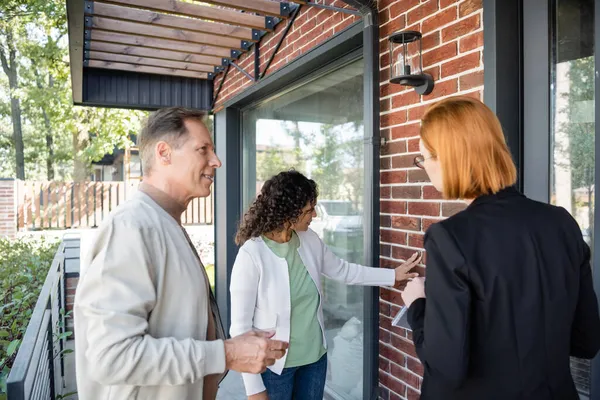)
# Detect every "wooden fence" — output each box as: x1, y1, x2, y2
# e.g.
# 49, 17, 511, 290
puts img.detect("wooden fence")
15, 181, 213, 231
